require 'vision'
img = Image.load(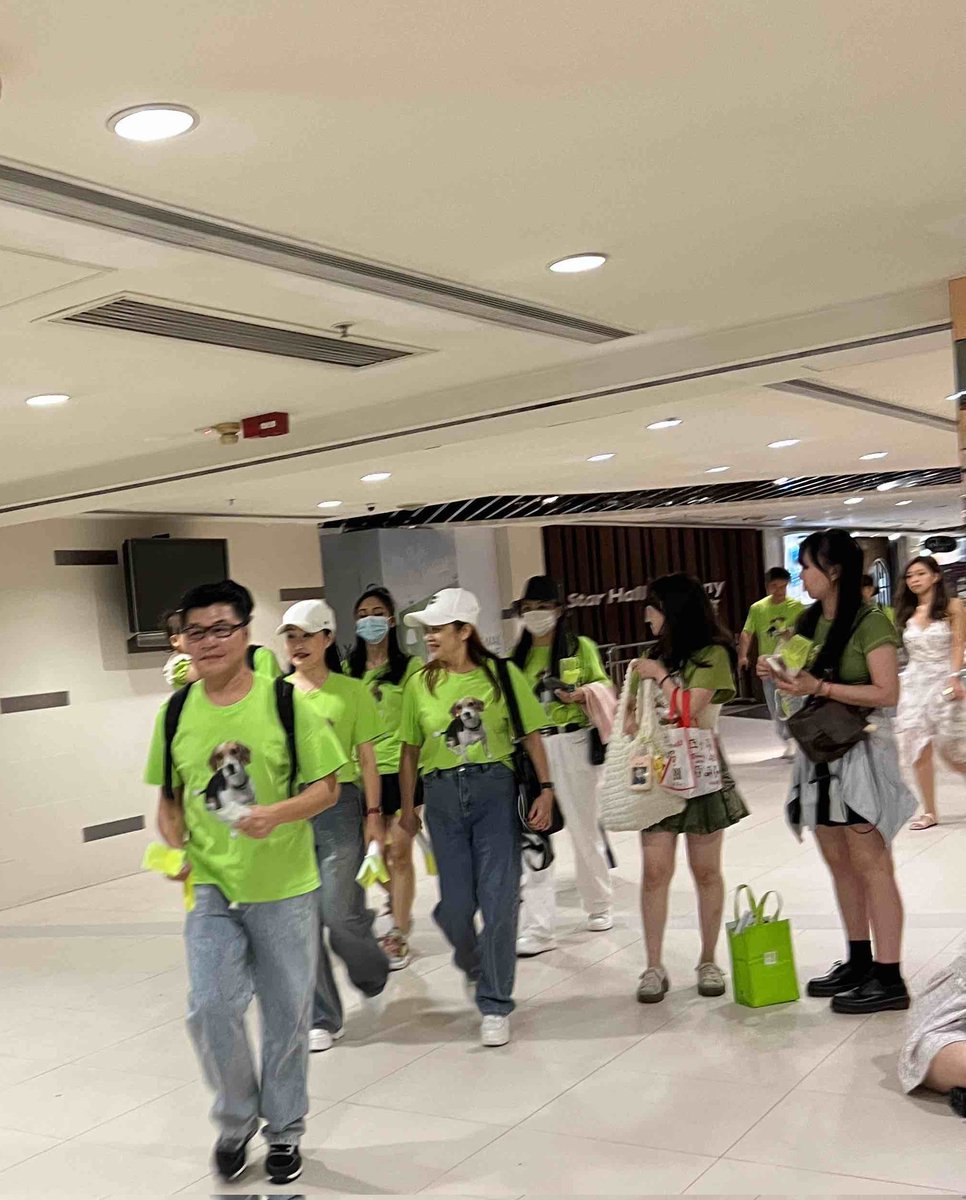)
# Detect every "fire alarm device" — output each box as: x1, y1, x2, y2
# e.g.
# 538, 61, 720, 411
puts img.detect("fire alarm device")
242, 412, 290, 439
